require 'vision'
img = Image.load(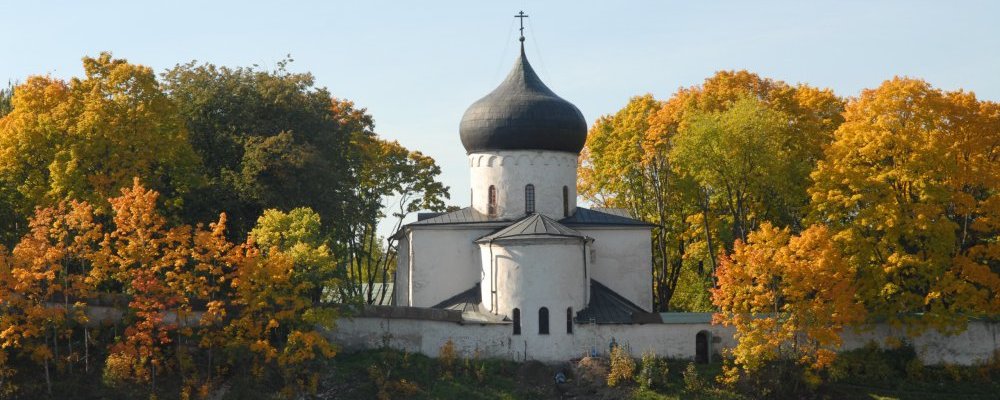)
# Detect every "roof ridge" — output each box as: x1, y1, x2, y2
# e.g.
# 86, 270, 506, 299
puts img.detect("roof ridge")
476, 212, 588, 242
